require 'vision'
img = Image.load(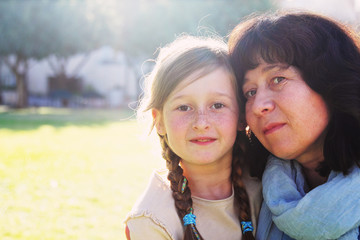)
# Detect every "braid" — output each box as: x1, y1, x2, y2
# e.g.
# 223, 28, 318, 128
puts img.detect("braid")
159, 134, 204, 240
232, 132, 255, 240
159, 132, 254, 239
